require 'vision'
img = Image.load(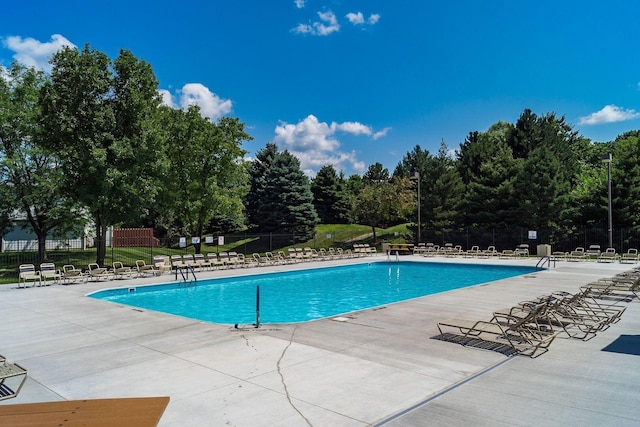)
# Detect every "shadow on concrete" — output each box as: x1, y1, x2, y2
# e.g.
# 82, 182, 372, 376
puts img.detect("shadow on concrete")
602, 334, 640, 356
